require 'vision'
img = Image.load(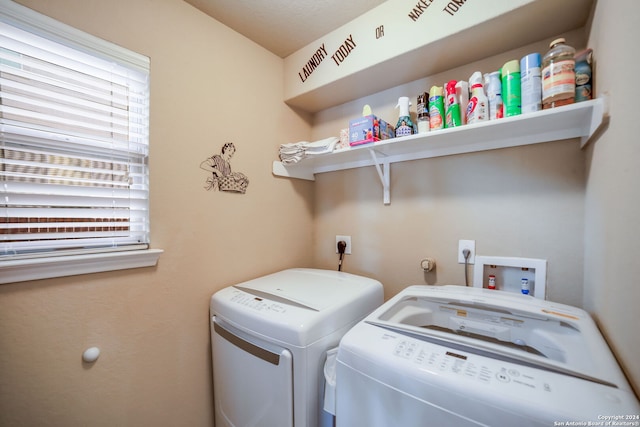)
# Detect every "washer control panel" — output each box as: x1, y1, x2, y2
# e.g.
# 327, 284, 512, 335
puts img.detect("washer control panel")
392, 338, 551, 392
228, 289, 288, 314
